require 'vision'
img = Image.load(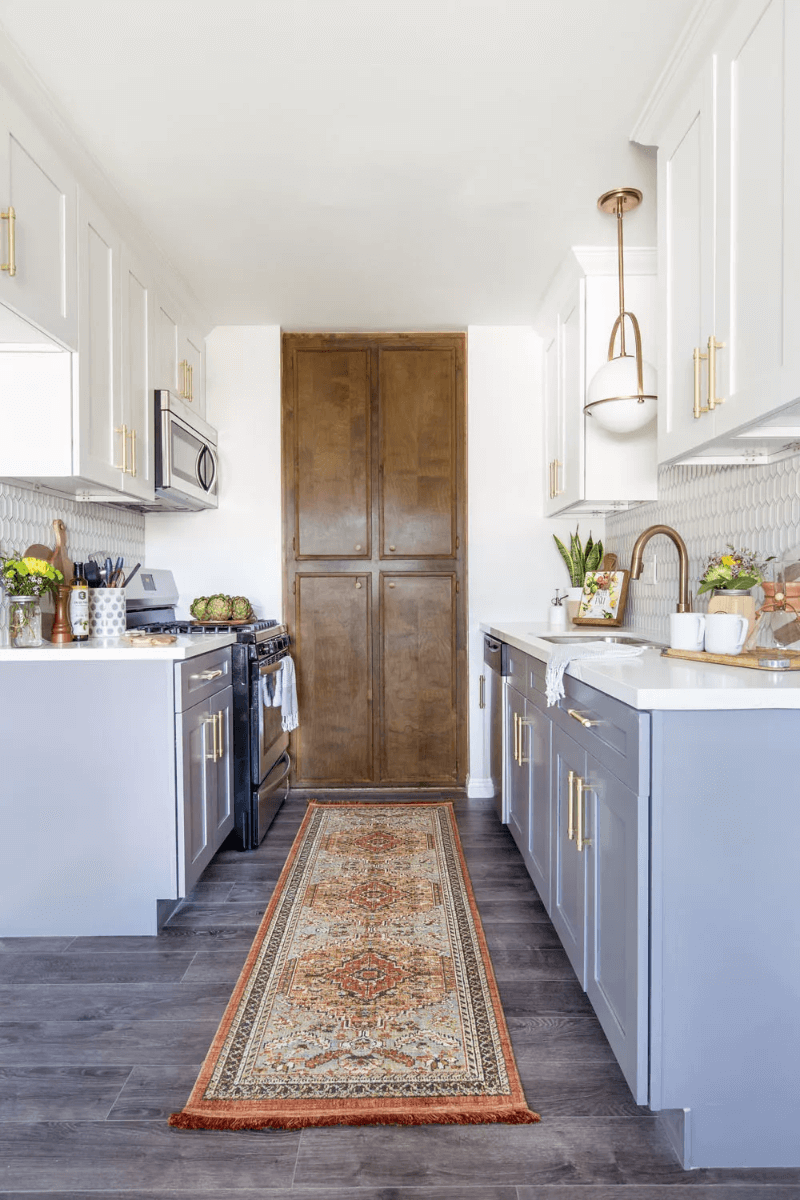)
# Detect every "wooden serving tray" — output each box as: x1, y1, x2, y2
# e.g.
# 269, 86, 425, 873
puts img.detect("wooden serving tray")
662, 647, 800, 671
